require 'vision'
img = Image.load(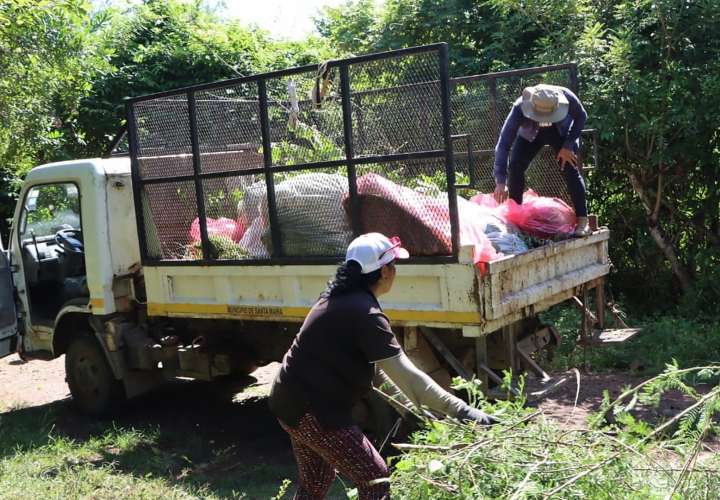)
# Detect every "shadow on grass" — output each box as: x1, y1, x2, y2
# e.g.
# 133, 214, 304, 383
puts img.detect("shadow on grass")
0, 377, 347, 499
